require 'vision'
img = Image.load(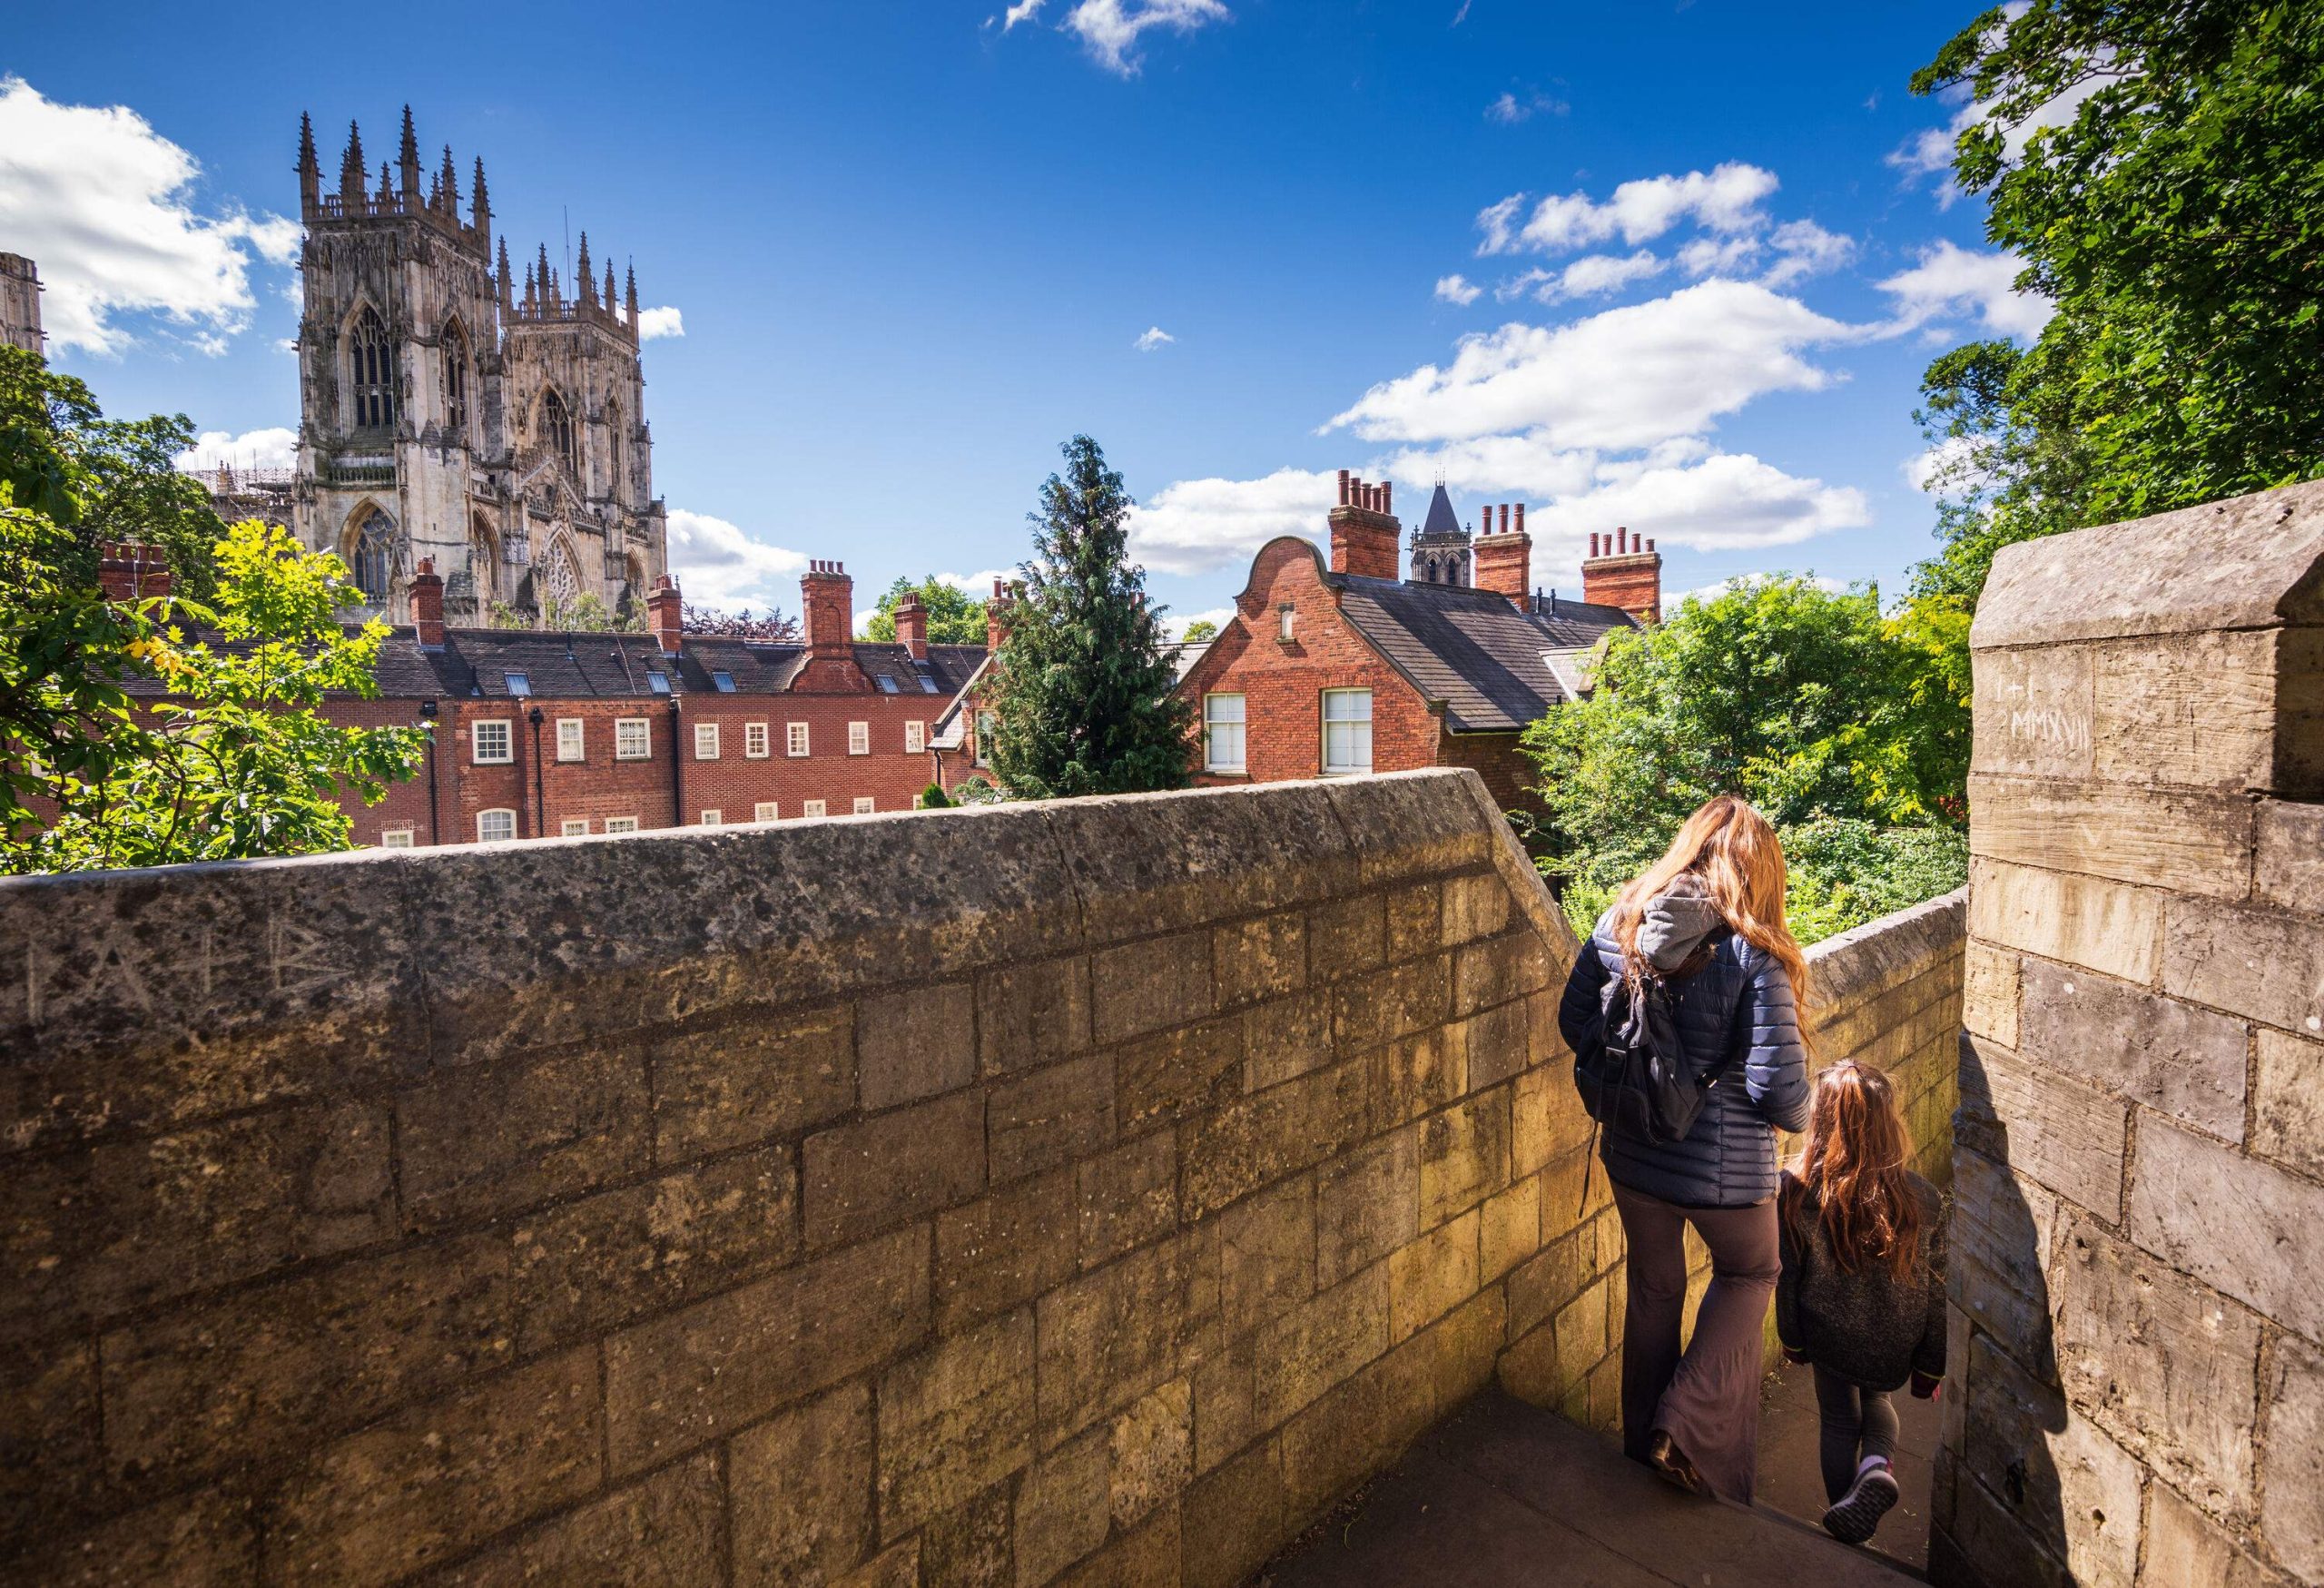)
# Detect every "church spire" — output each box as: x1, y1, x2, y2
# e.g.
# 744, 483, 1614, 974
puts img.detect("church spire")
340, 119, 367, 207
576, 232, 596, 307
397, 105, 421, 208
523, 261, 537, 313
625, 261, 638, 324
437, 144, 459, 214
604, 257, 616, 316
376, 161, 395, 209
298, 112, 320, 214
537, 242, 553, 309
470, 156, 491, 245
497, 237, 514, 311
